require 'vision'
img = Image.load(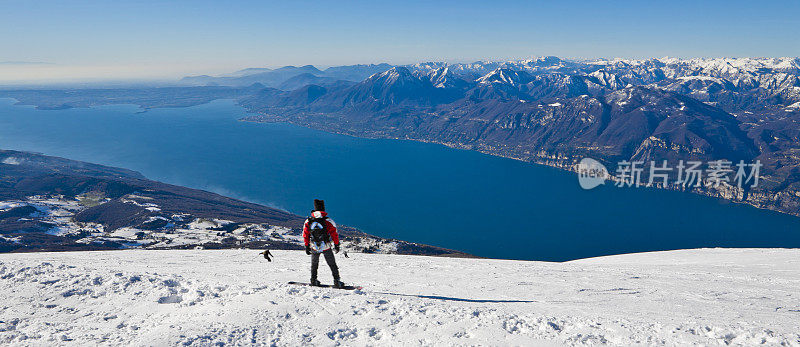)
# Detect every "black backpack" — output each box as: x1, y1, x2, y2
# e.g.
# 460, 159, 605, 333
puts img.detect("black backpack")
308, 217, 330, 243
